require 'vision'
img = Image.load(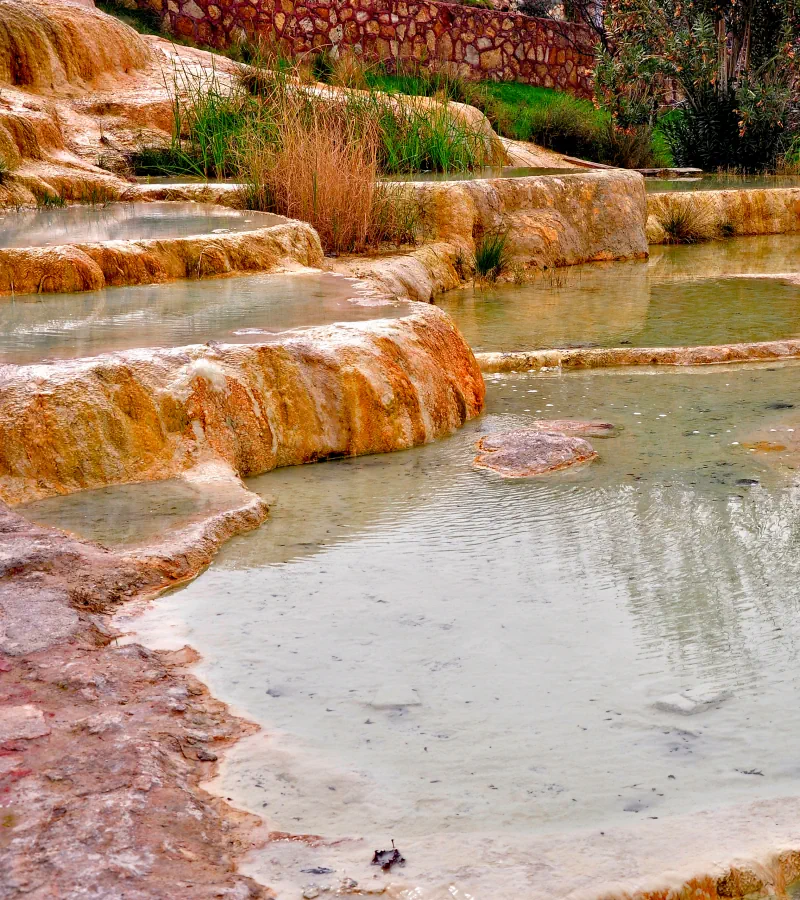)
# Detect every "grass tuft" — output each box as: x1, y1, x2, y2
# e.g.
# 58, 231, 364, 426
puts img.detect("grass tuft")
659, 203, 712, 244
474, 229, 510, 280
36, 191, 67, 209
